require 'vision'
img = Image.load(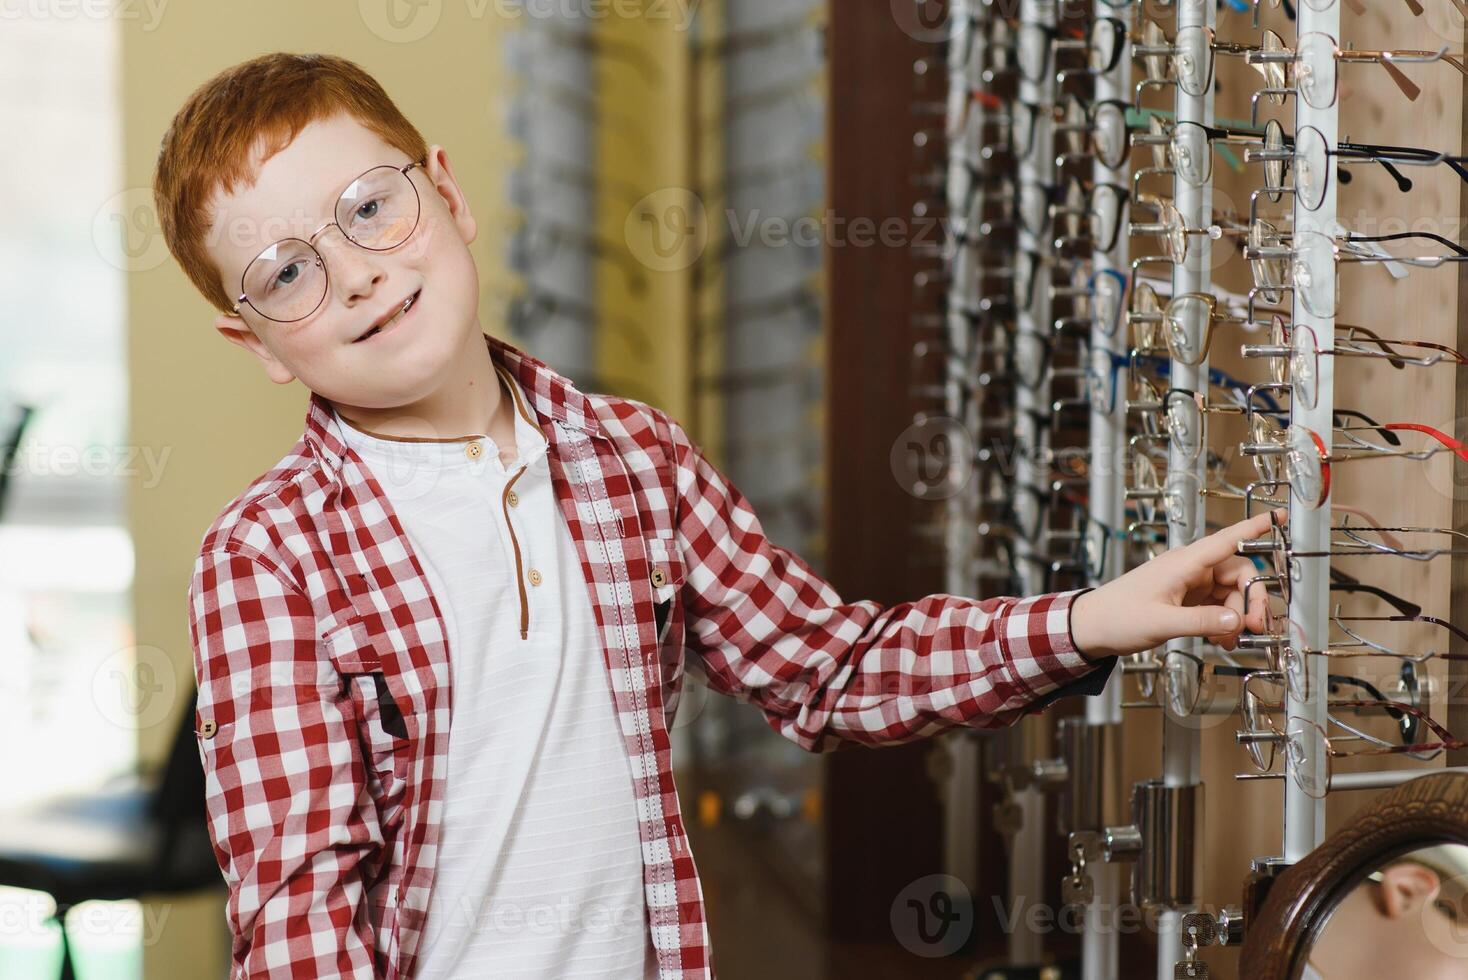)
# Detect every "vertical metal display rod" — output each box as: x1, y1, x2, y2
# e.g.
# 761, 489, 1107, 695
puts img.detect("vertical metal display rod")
1087, 1, 1128, 730
942, 0, 986, 900
945, 6, 981, 593
1082, 3, 1131, 976
1157, 0, 1214, 972
1010, 0, 1057, 965
1283, 0, 1335, 863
